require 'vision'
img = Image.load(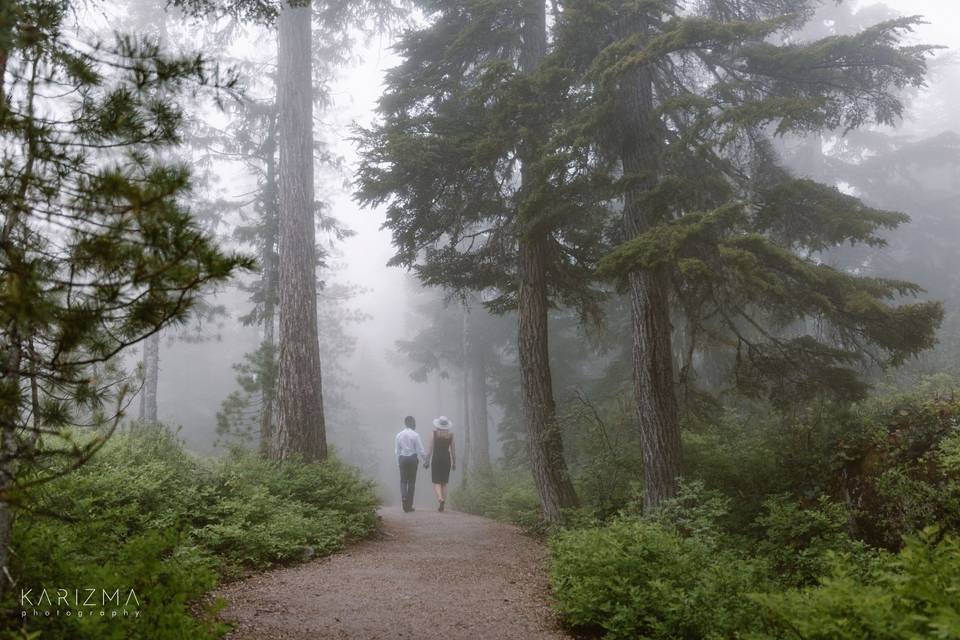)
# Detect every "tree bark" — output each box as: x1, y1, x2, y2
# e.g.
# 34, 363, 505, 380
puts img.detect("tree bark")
259, 261, 276, 458
259, 119, 279, 458
460, 308, 471, 486
467, 312, 491, 474
274, 0, 327, 462
516, 0, 578, 524
517, 239, 579, 522
620, 62, 682, 511
138, 332, 159, 423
